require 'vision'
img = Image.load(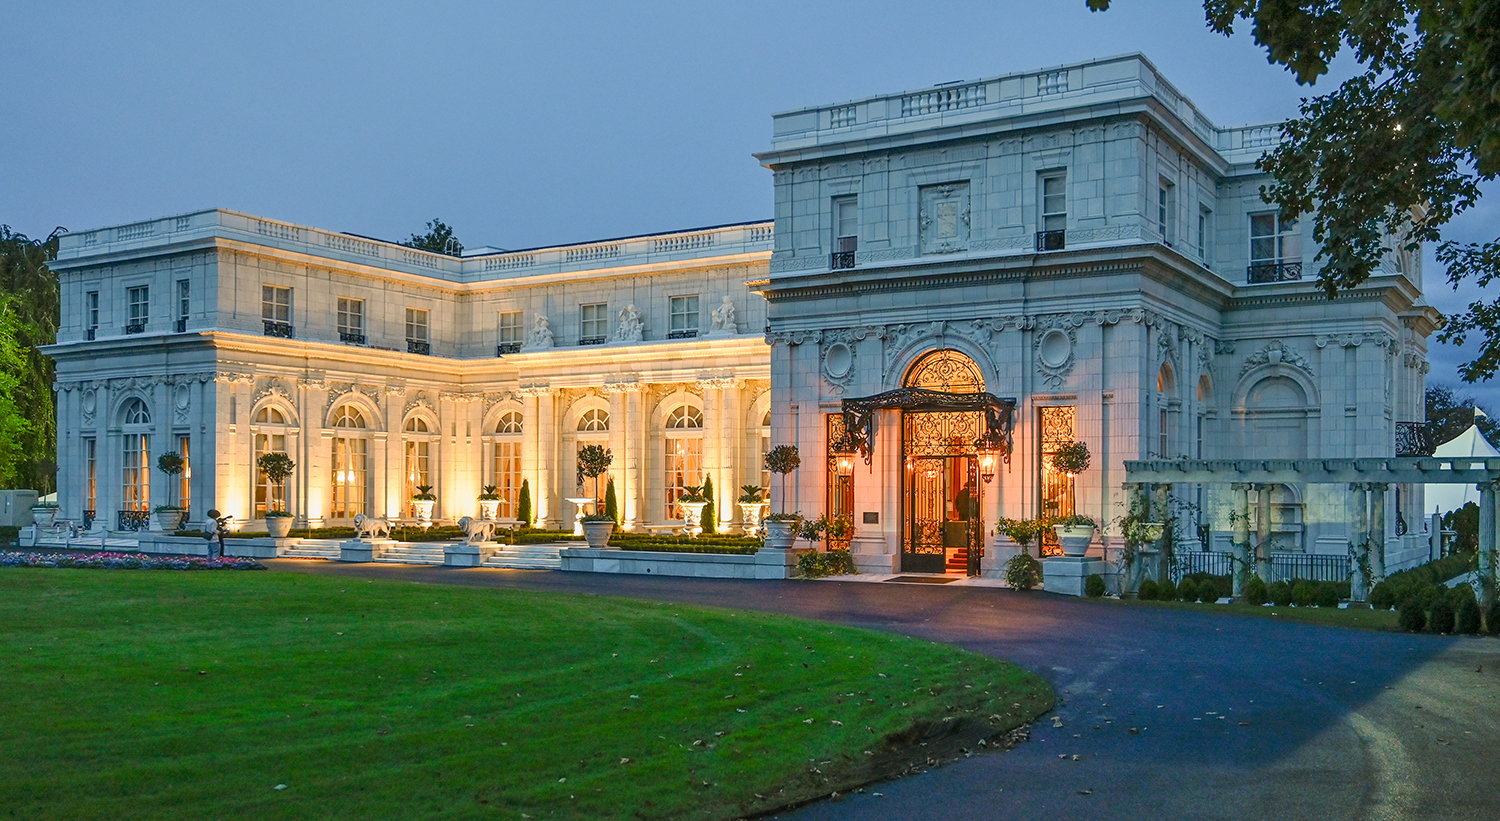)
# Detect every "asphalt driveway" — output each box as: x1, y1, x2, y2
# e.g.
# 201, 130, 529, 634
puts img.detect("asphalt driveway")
263, 560, 1500, 820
